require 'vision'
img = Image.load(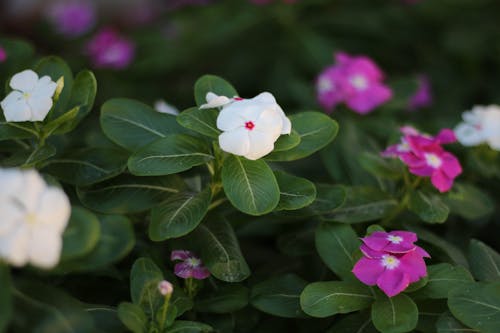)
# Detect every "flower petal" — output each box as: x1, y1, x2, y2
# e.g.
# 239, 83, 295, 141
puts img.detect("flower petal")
431, 169, 453, 192
36, 187, 71, 233
174, 262, 194, 279
192, 266, 211, 280
1, 91, 32, 122
10, 69, 39, 92
454, 123, 484, 146
245, 129, 276, 160
27, 96, 53, 122
399, 250, 428, 283
217, 106, 247, 131
171, 250, 193, 261
377, 269, 410, 297
200, 92, 232, 109
0, 224, 29, 267
219, 128, 250, 157
28, 225, 62, 269
32, 76, 57, 99
362, 231, 390, 251
352, 257, 385, 285
21, 170, 46, 213
345, 83, 392, 114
